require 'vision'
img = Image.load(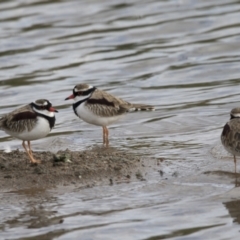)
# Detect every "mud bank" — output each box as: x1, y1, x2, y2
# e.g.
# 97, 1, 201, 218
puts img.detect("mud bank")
0, 147, 157, 190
